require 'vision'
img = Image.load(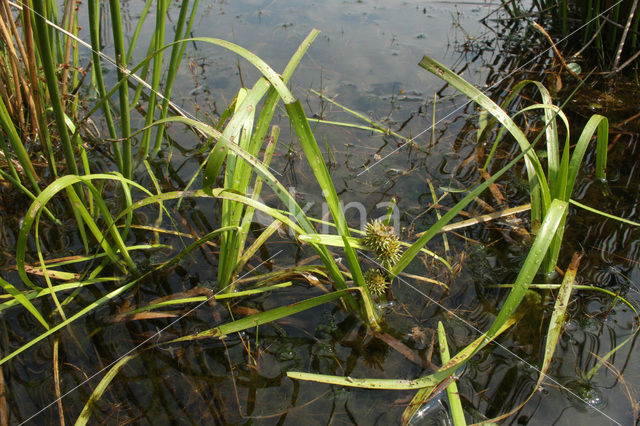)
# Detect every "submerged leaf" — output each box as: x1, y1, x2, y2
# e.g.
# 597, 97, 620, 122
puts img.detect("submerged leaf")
75, 354, 138, 426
